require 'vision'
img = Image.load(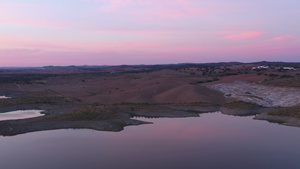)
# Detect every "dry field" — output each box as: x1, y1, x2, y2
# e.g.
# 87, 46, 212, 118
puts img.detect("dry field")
0, 62, 300, 135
